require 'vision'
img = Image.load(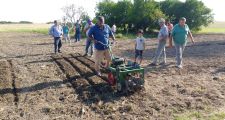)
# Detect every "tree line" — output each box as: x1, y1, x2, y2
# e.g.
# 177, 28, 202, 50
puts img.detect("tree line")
96, 0, 213, 33
0, 21, 33, 24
